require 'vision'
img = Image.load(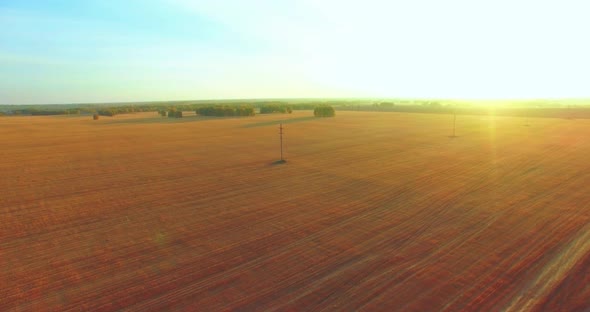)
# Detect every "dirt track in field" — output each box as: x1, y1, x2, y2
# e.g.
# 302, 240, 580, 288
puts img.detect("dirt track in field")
1, 111, 589, 311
